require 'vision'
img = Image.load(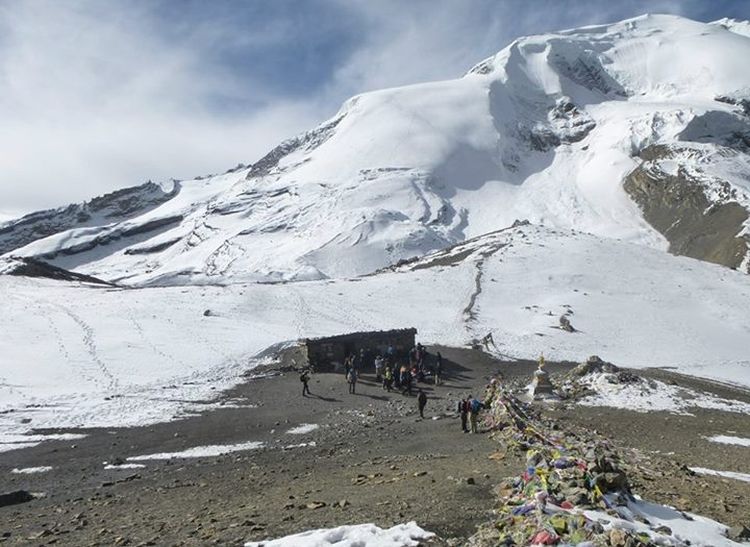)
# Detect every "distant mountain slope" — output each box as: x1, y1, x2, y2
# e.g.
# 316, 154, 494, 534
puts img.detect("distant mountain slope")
3, 223, 750, 446
2, 14, 750, 284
